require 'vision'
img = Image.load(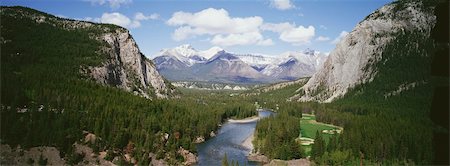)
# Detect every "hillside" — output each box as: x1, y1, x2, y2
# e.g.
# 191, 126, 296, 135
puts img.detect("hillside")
292, 0, 443, 103
285, 0, 448, 164
248, 0, 448, 164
